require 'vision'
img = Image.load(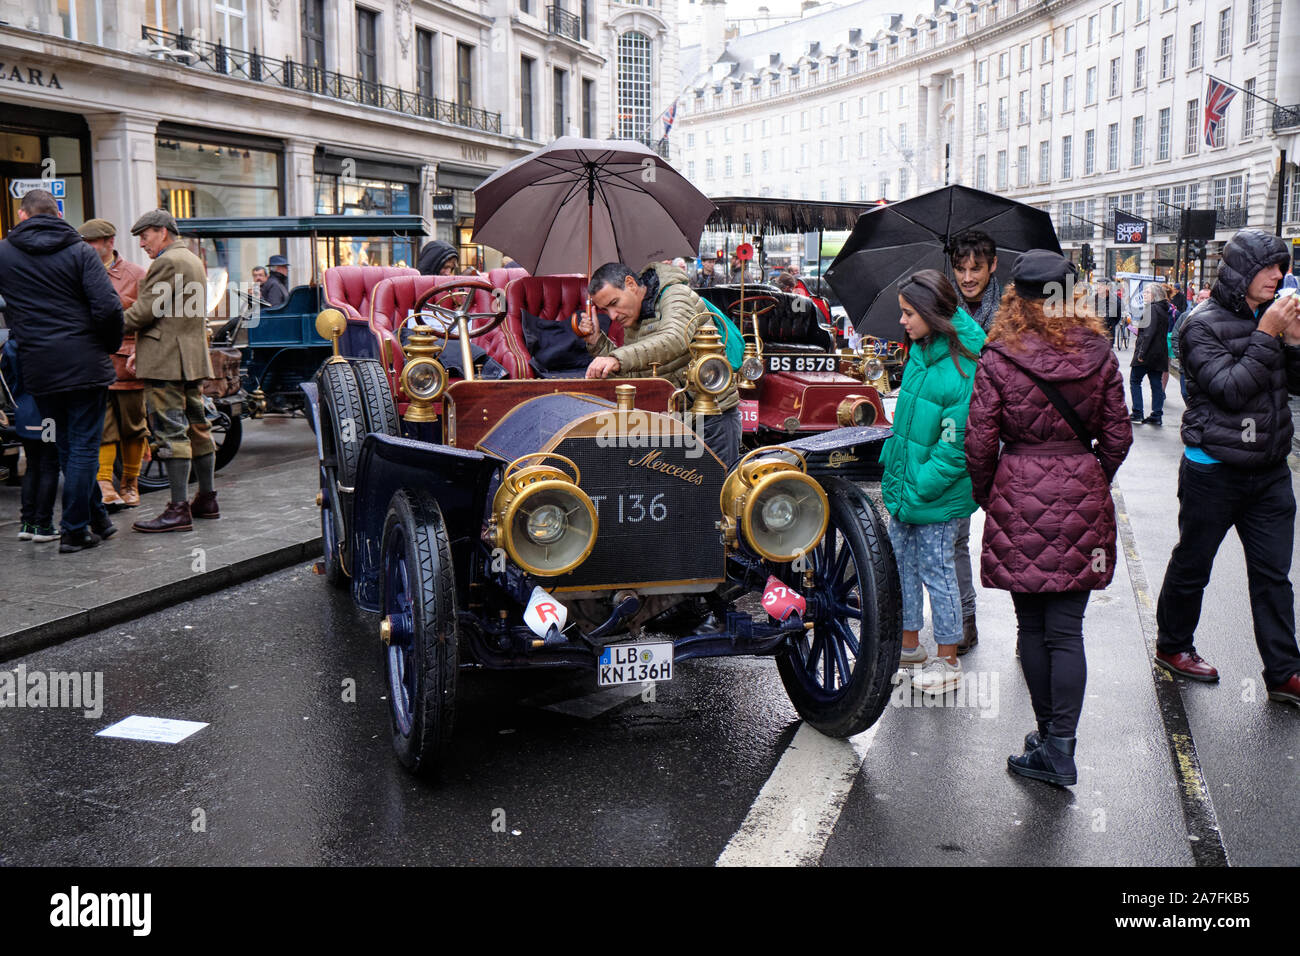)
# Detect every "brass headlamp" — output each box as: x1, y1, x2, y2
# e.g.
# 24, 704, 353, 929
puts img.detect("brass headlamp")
718, 447, 829, 562
669, 322, 732, 417
836, 394, 879, 427
488, 453, 598, 577
315, 309, 348, 364
399, 328, 450, 423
